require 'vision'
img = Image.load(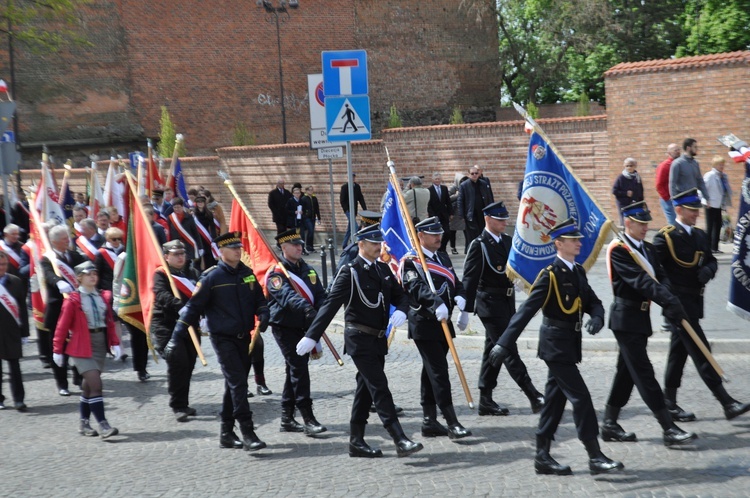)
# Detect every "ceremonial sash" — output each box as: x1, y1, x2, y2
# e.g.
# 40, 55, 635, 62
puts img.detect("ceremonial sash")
606, 238, 655, 282
73, 222, 83, 237
193, 215, 220, 259
214, 218, 221, 231
171, 274, 196, 297
76, 236, 98, 262
45, 251, 77, 286
399, 253, 456, 289
0, 240, 22, 269
98, 247, 117, 270
0, 281, 21, 325
169, 213, 199, 254
266, 265, 315, 305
